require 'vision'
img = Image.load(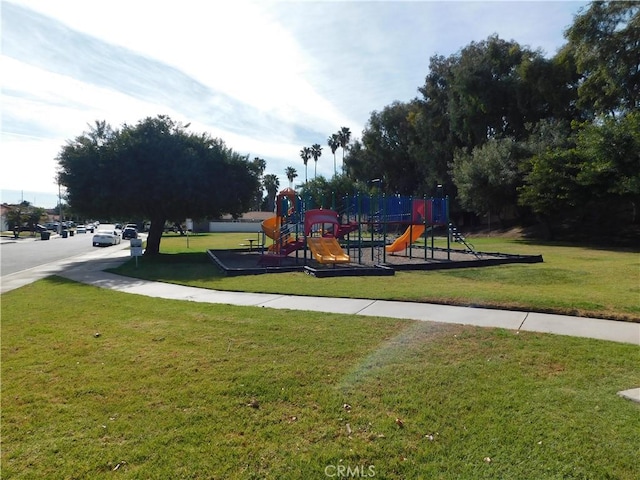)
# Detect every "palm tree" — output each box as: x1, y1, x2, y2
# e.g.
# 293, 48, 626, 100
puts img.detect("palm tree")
327, 134, 340, 177
285, 166, 298, 188
300, 147, 311, 183
262, 174, 279, 212
310, 143, 322, 178
338, 126, 351, 171
251, 157, 267, 210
